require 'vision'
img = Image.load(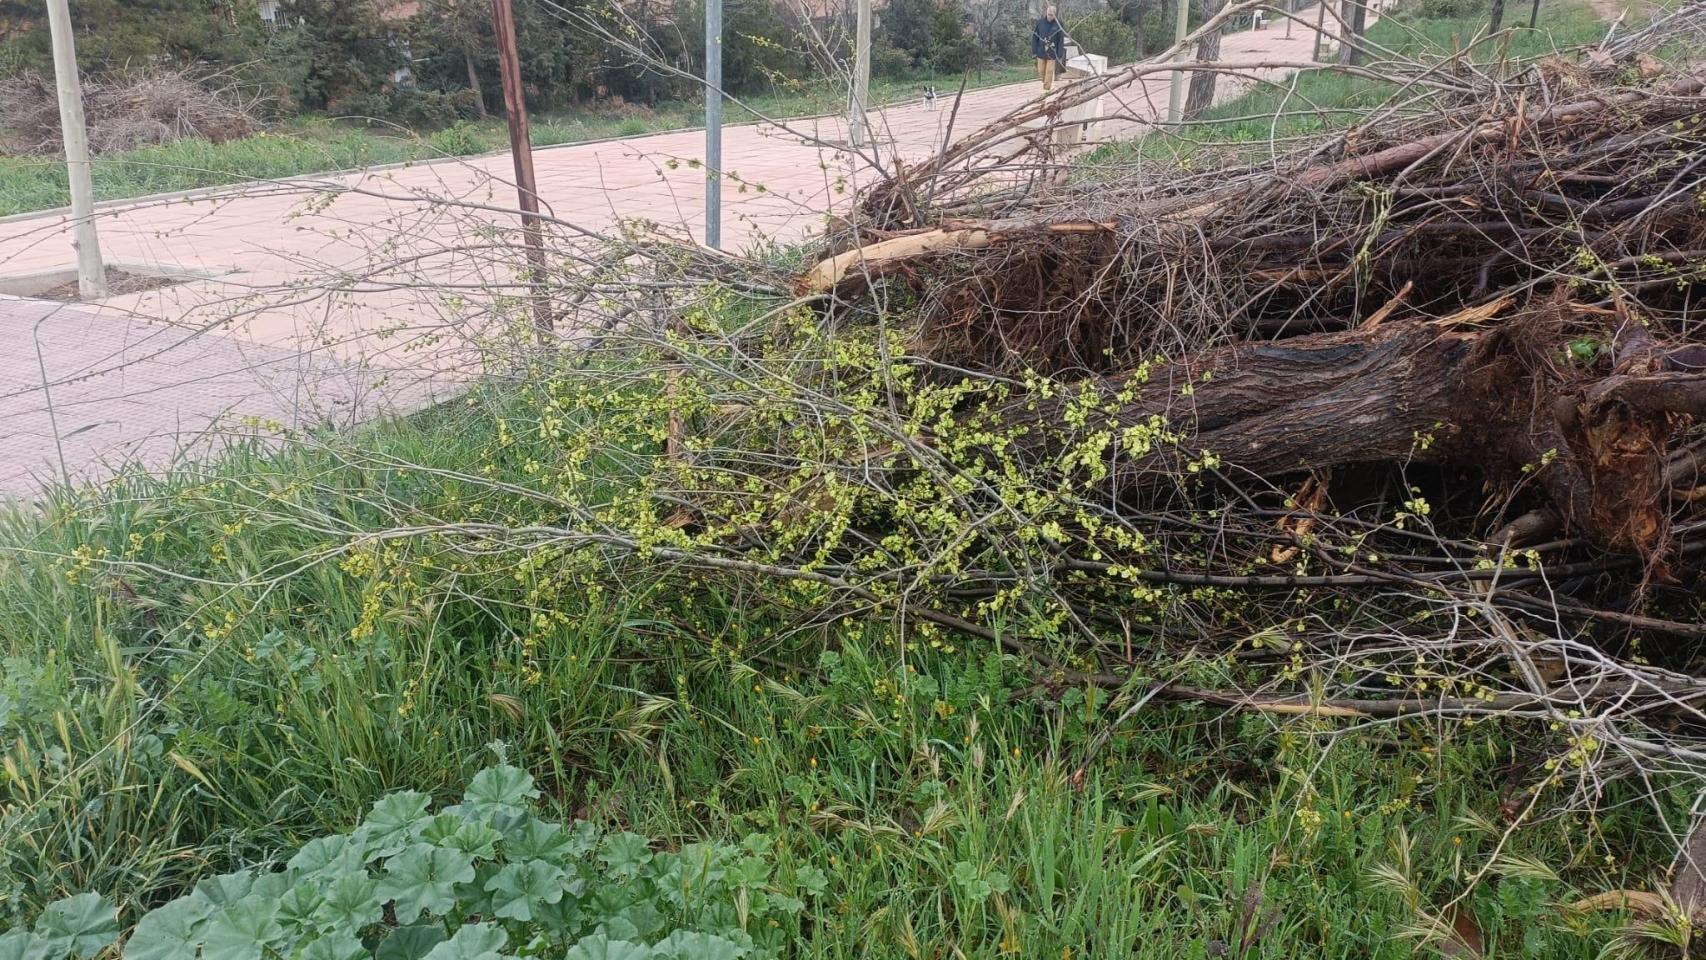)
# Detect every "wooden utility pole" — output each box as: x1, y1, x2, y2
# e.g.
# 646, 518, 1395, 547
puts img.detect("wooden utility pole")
849, 0, 872, 148
705, 0, 724, 248
45, 0, 106, 300
1166, 0, 1190, 126
490, 0, 551, 333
